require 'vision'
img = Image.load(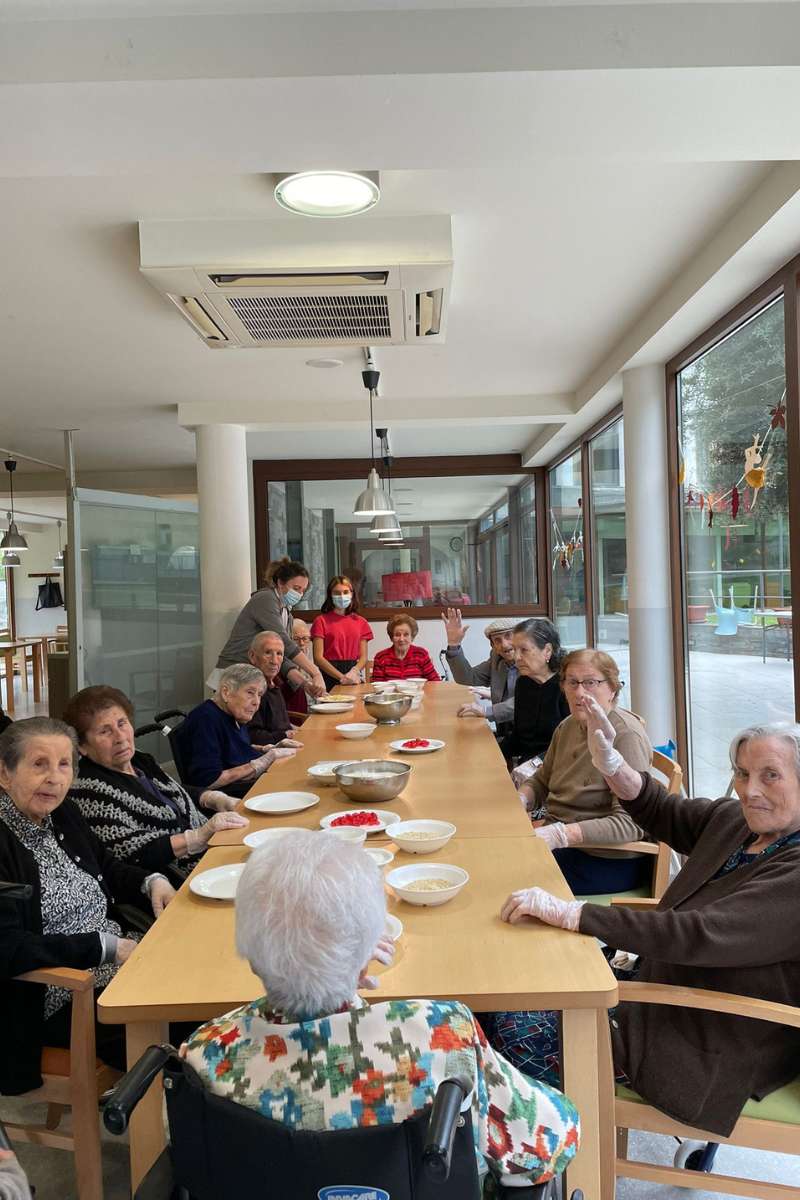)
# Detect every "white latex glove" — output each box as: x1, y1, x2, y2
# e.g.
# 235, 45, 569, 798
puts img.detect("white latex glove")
470, 686, 492, 700
277, 737, 304, 749
199, 789, 239, 812
148, 877, 175, 917
518, 789, 533, 810
457, 702, 486, 719
186, 811, 249, 852
115, 937, 138, 965
358, 935, 396, 990
340, 669, 361, 685
583, 695, 625, 776
441, 607, 469, 646
308, 674, 327, 699
500, 886, 584, 930
270, 747, 297, 762
533, 822, 571, 850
